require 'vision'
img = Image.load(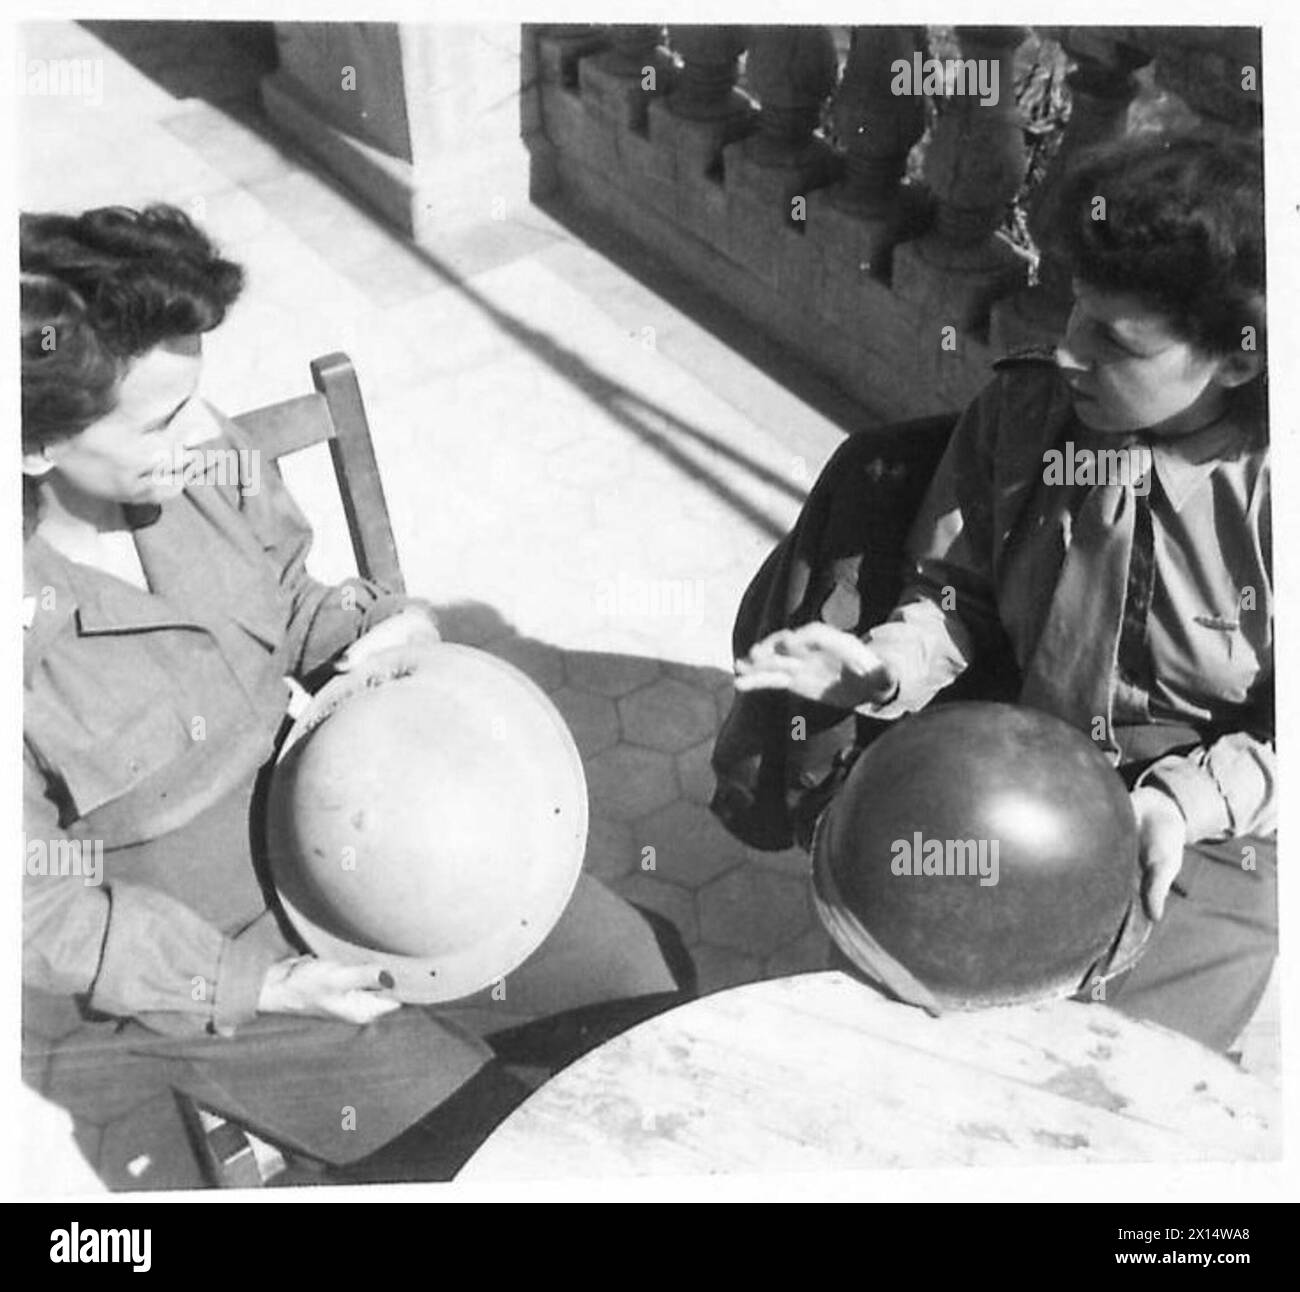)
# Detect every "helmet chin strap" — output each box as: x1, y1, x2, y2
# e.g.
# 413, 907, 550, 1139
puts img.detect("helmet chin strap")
810, 814, 943, 1017
1076, 894, 1153, 997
